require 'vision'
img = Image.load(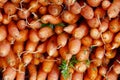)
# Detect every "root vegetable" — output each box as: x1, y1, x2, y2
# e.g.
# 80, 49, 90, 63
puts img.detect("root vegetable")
38, 6, 47, 15
28, 64, 37, 80
95, 47, 105, 59
70, 2, 81, 14
87, 0, 102, 7
0, 26, 7, 41
87, 17, 100, 28
41, 15, 62, 24
90, 28, 101, 39
37, 68, 47, 80
102, 30, 114, 44
3, 67, 16, 80
17, 8, 30, 19
68, 38, 81, 55
42, 57, 55, 73
29, 30, 40, 42
59, 45, 72, 60
47, 36, 57, 56
0, 11, 3, 22
36, 41, 47, 54
3, 2, 17, 15
75, 62, 87, 73
5, 49, 17, 67
55, 26, 63, 34
61, 10, 79, 24
15, 29, 28, 42
63, 24, 77, 34
72, 71, 83, 80
76, 46, 90, 61
87, 63, 98, 80
0, 40, 10, 57
81, 35, 93, 47
13, 41, 24, 56
17, 20, 26, 30
81, 5, 94, 19
8, 21, 20, 39
23, 53, 33, 66
99, 66, 107, 76
72, 23, 88, 39
38, 26, 54, 42
57, 33, 69, 48
48, 4, 62, 16
93, 39, 104, 47
47, 64, 60, 80
29, 20, 42, 29
109, 18, 120, 33
102, 0, 111, 10
107, 1, 120, 19
2, 14, 12, 24
25, 40, 38, 52
105, 49, 117, 59
104, 70, 118, 80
